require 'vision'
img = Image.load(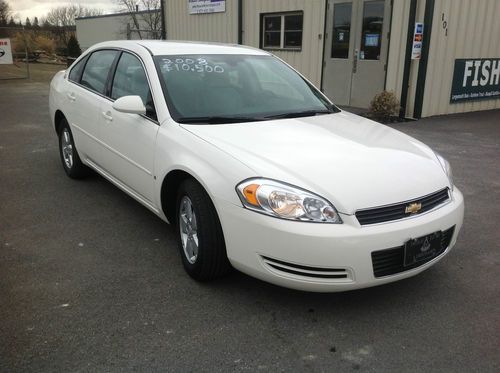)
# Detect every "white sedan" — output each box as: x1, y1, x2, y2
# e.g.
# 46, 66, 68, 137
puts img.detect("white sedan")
49, 40, 464, 292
